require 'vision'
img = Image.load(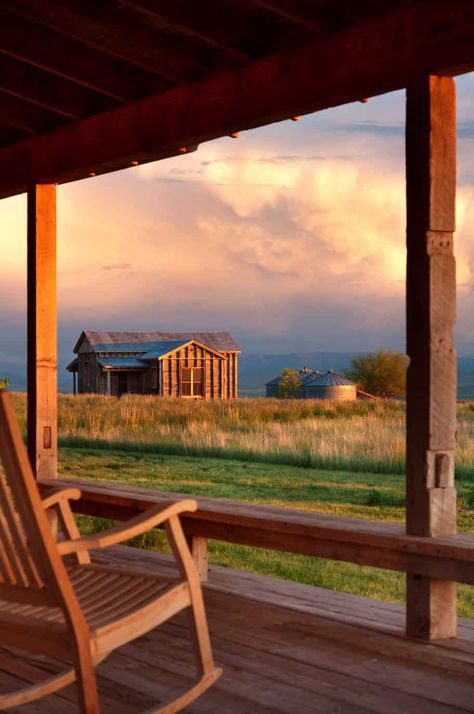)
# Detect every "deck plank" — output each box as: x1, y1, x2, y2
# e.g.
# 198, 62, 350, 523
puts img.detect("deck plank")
0, 546, 473, 713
